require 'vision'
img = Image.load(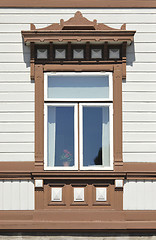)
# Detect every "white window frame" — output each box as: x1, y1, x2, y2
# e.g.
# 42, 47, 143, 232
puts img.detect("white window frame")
44, 72, 113, 102
44, 103, 78, 170
79, 103, 113, 171
44, 72, 113, 171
